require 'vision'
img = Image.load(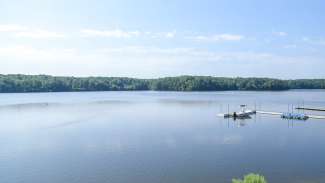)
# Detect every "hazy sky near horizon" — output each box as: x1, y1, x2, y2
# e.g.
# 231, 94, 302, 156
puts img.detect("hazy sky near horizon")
0, 0, 324, 78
